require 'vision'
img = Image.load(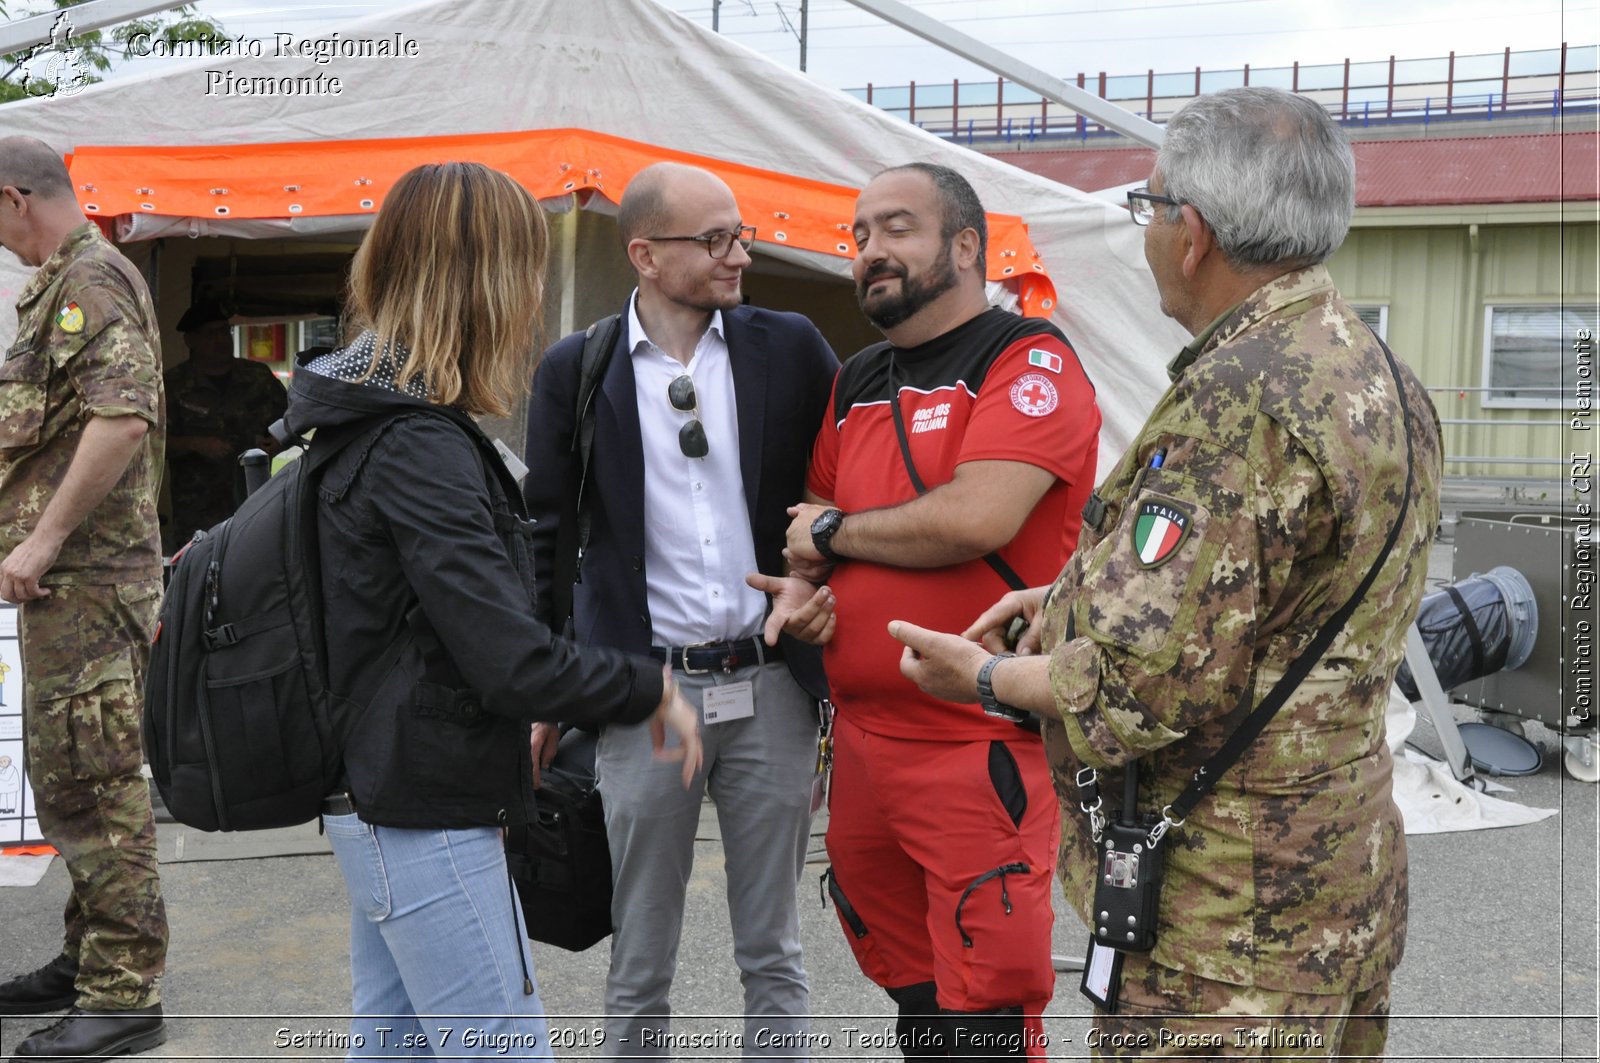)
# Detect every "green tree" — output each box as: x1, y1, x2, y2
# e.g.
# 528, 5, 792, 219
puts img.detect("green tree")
1, 0, 224, 104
